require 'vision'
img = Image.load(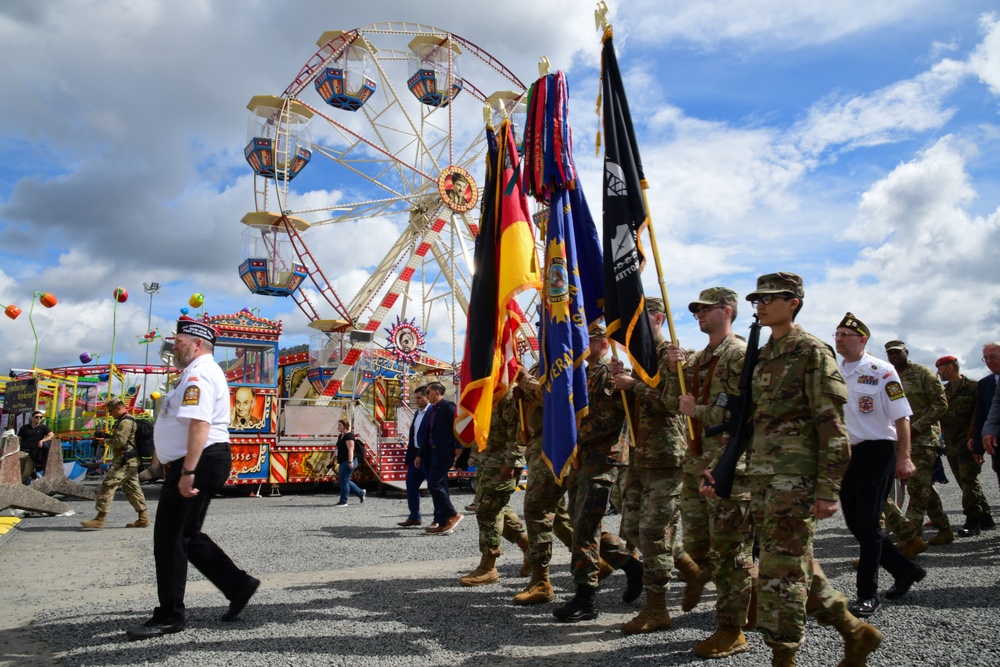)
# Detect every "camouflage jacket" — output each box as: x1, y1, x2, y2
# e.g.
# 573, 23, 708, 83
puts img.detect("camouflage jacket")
628, 335, 688, 469
577, 358, 627, 468
518, 370, 545, 459
749, 324, 850, 502
667, 333, 748, 475
107, 416, 137, 459
471, 386, 526, 470
941, 375, 977, 449
897, 362, 947, 448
